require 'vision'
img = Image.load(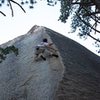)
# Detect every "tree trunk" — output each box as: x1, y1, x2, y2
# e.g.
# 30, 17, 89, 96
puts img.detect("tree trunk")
91, 0, 100, 11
